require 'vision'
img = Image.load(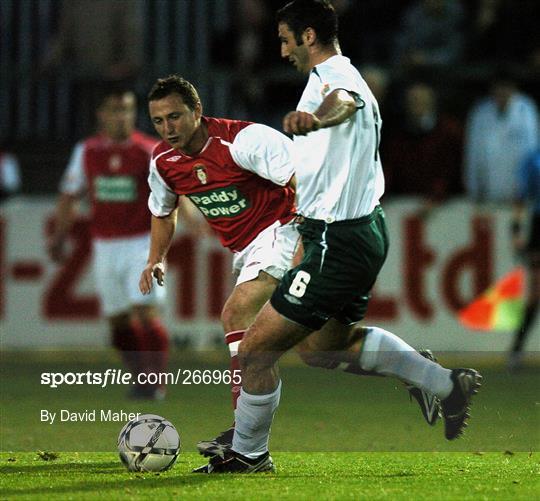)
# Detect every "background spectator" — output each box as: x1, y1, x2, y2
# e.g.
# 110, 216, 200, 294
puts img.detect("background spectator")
0, 149, 22, 202
381, 81, 463, 214
464, 69, 539, 204
465, 0, 540, 68
339, 0, 409, 66
393, 0, 465, 70
361, 65, 391, 108
41, 0, 144, 137
42, 0, 143, 82
229, 0, 272, 120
